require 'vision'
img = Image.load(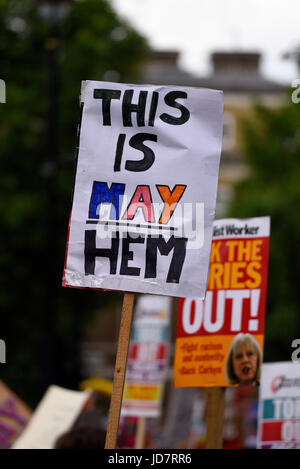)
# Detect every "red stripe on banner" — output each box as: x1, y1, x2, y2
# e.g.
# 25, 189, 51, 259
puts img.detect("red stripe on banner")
157, 344, 166, 360
261, 421, 282, 442
129, 343, 138, 360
